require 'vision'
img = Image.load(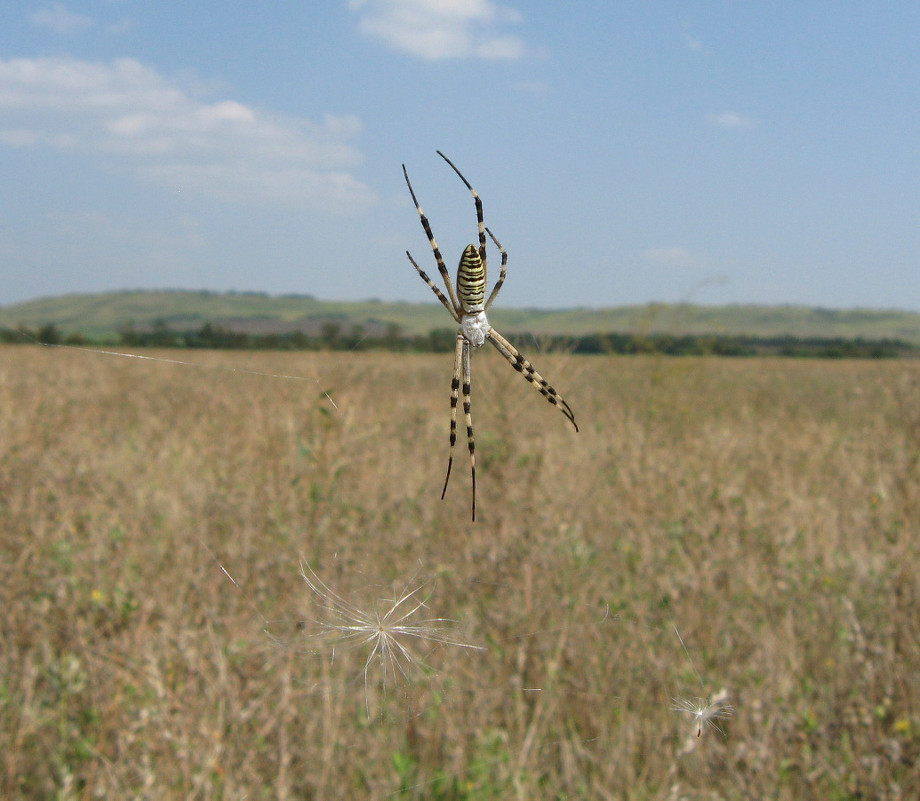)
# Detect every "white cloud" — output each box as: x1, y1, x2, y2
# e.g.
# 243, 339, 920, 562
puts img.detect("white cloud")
708, 111, 756, 129
0, 57, 374, 207
31, 3, 93, 35
350, 0, 525, 60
